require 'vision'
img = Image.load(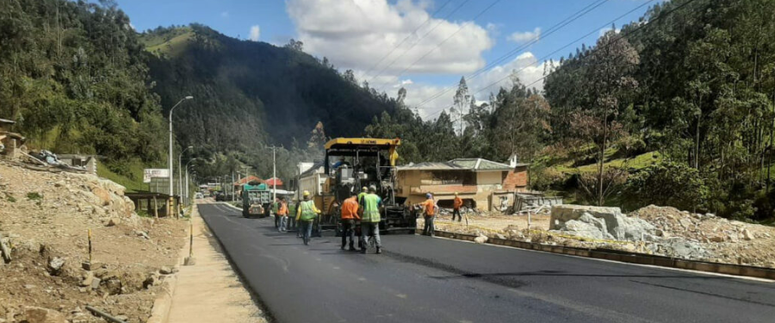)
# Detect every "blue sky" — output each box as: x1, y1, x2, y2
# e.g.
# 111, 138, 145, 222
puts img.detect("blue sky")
119, 0, 658, 118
